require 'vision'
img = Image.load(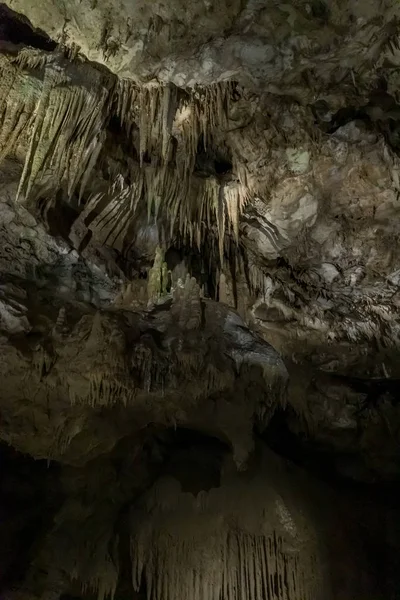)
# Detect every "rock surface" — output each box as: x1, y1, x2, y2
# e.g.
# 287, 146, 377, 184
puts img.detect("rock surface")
0, 1, 400, 599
